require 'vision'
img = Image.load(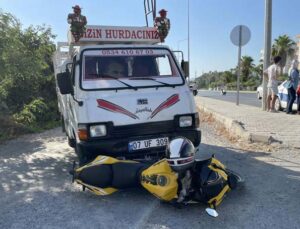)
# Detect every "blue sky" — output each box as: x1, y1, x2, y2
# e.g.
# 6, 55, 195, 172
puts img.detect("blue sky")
1, 0, 300, 78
